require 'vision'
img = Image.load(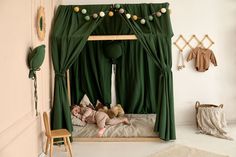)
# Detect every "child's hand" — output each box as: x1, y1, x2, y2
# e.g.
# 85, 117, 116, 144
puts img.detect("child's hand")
81, 117, 85, 122
77, 114, 82, 119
